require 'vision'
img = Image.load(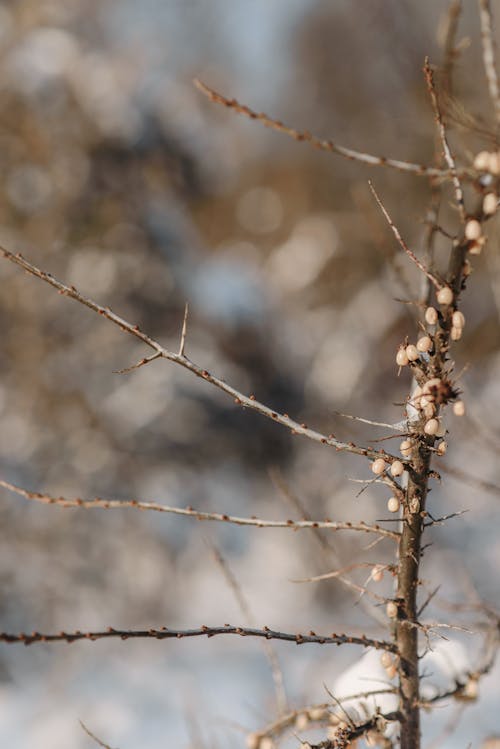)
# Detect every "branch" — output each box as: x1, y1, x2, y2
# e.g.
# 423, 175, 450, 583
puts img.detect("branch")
369, 181, 441, 288
0, 479, 400, 540
79, 722, 117, 749
0, 246, 398, 464
478, 0, 500, 126
194, 79, 470, 180
309, 710, 402, 748
0, 625, 396, 651
424, 58, 466, 222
